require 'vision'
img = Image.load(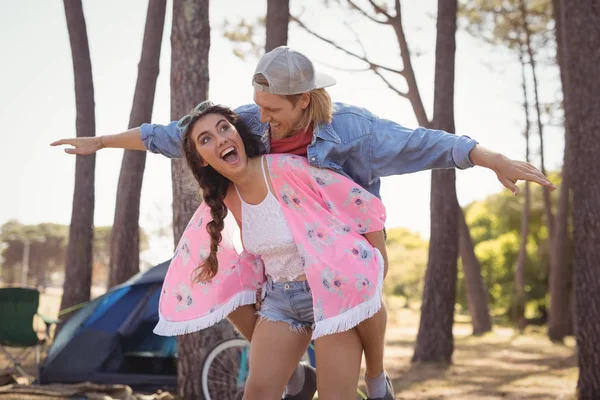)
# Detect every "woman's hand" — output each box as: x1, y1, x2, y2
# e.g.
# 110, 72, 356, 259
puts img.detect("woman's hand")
50, 137, 104, 155
51, 128, 147, 154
